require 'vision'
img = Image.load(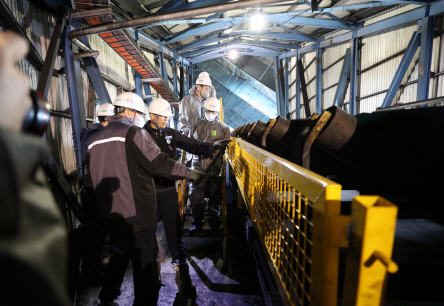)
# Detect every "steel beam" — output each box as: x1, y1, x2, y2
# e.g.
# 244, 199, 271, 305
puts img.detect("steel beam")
180, 63, 185, 99
316, 48, 323, 113
172, 58, 178, 95
280, 3, 434, 58
142, 82, 153, 104
417, 16, 435, 101
274, 57, 285, 116
78, 35, 113, 105
381, 31, 421, 108
333, 48, 352, 108
64, 23, 85, 180
159, 50, 166, 80
297, 59, 311, 118
284, 57, 289, 117
37, 9, 67, 99
349, 37, 359, 115
189, 64, 193, 93
296, 55, 301, 119
275, 23, 320, 42
155, 0, 185, 15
